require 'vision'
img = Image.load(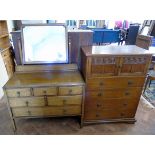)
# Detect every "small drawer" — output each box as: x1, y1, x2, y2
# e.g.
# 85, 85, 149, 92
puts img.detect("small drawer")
33, 87, 57, 96
59, 86, 83, 95
48, 95, 82, 106
9, 97, 45, 107
6, 88, 31, 97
